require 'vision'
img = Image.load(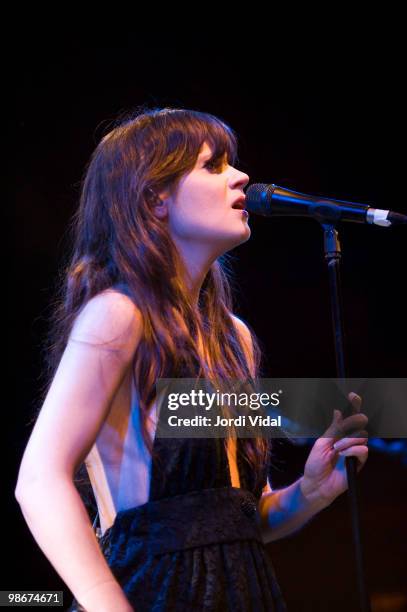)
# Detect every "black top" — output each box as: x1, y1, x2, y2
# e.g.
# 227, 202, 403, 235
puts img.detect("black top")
67, 431, 287, 611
